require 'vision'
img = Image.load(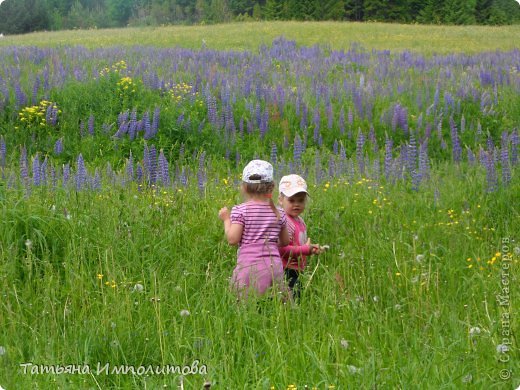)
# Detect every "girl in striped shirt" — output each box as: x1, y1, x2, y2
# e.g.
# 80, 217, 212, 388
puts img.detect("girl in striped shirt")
219, 160, 290, 298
